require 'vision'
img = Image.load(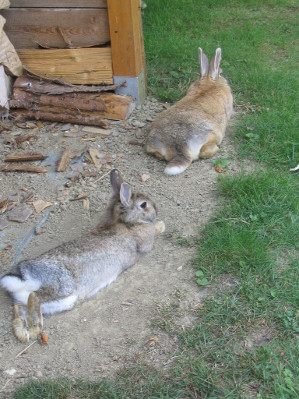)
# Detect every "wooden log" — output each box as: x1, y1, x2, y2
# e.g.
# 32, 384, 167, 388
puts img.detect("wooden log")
57, 148, 72, 172
10, 89, 107, 113
16, 48, 113, 85
5, 154, 46, 162
10, 92, 135, 121
11, 108, 110, 128
0, 164, 47, 173
10, 0, 107, 8
14, 76, 124, 95
1, 8, 110, 49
